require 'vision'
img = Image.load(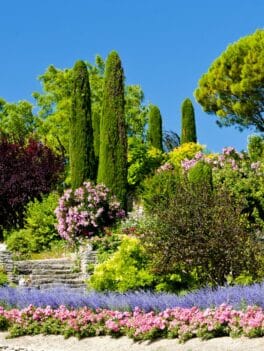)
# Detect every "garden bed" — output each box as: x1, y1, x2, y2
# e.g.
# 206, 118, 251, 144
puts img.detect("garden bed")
1, 285, 264, 344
